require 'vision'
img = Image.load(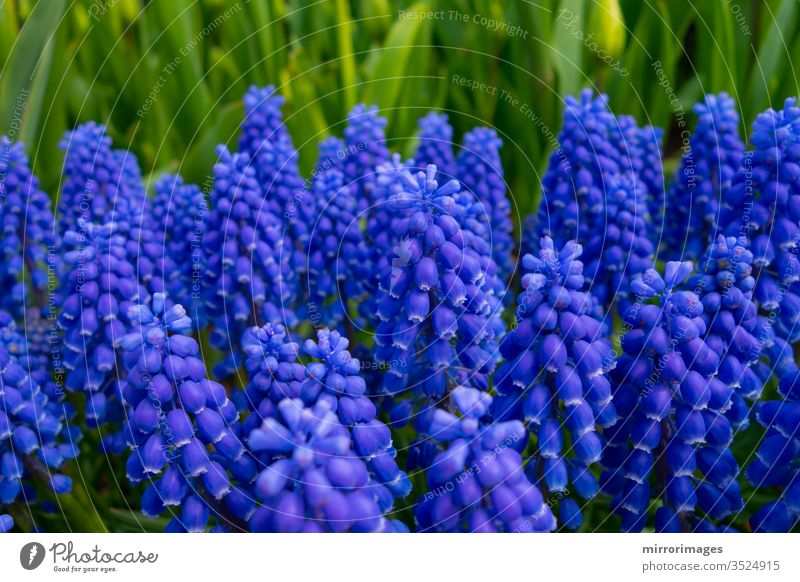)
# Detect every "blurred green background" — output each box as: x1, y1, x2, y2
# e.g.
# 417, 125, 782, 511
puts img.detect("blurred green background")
1, 0, 799, 222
